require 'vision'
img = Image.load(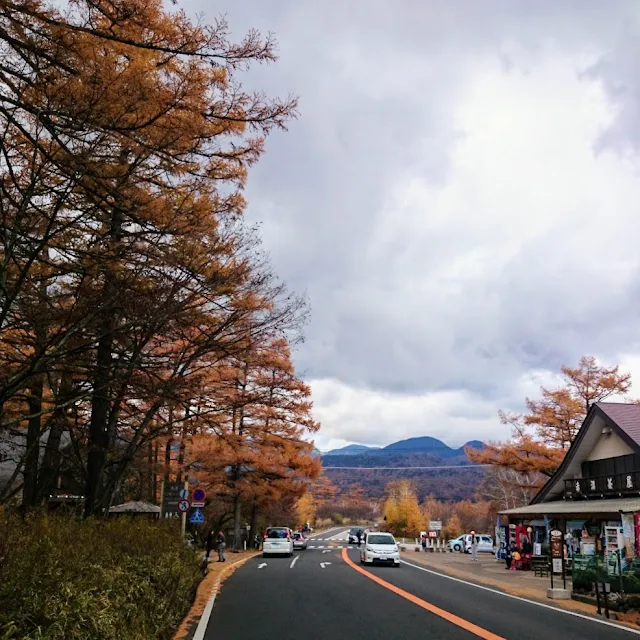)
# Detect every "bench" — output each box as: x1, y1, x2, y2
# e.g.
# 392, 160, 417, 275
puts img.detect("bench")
532, 556, 550, 577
